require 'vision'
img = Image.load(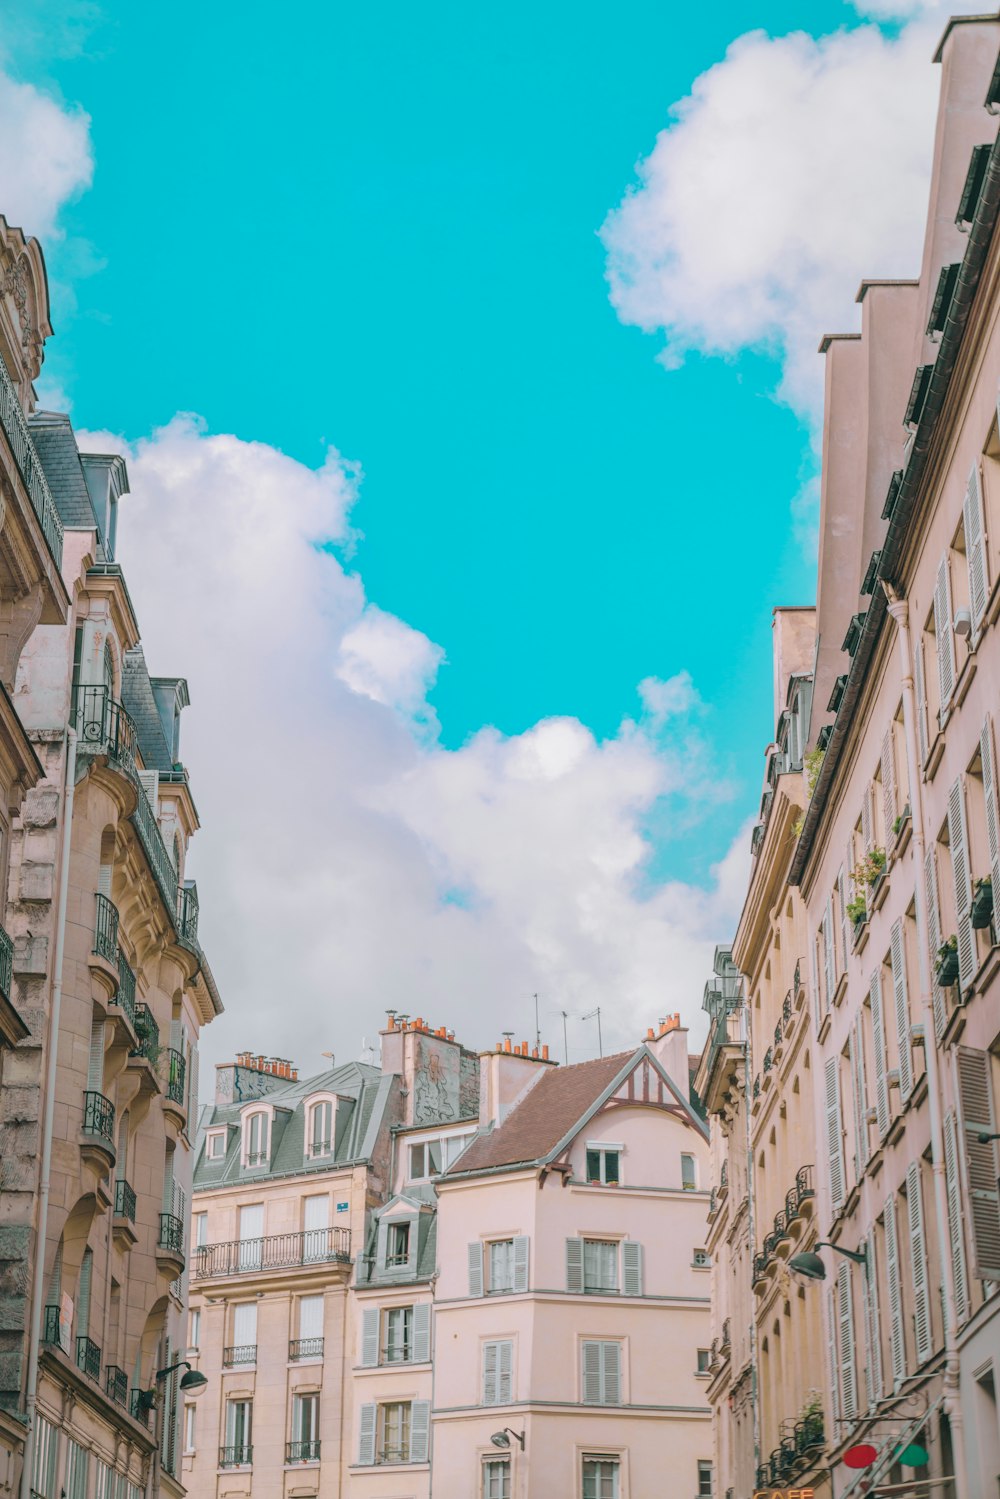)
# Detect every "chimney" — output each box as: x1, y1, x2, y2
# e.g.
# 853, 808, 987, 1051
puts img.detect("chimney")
645, 1013, 691, 1091
478, 1036, 556, 1127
